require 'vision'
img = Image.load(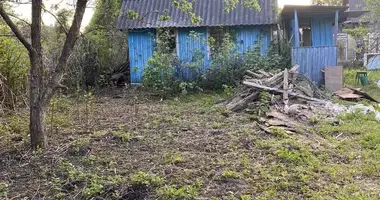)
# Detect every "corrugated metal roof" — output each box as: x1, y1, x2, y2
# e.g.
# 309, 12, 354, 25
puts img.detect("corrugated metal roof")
117, 0, 277, 29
